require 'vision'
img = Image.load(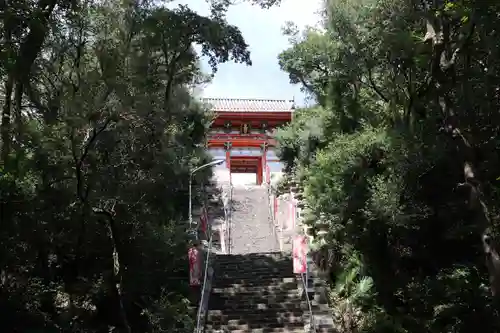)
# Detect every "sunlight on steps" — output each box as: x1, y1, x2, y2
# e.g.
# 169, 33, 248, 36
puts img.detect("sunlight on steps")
229, 185, 275, 254
204, 253, 335, 333
203, 172, 336, 333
